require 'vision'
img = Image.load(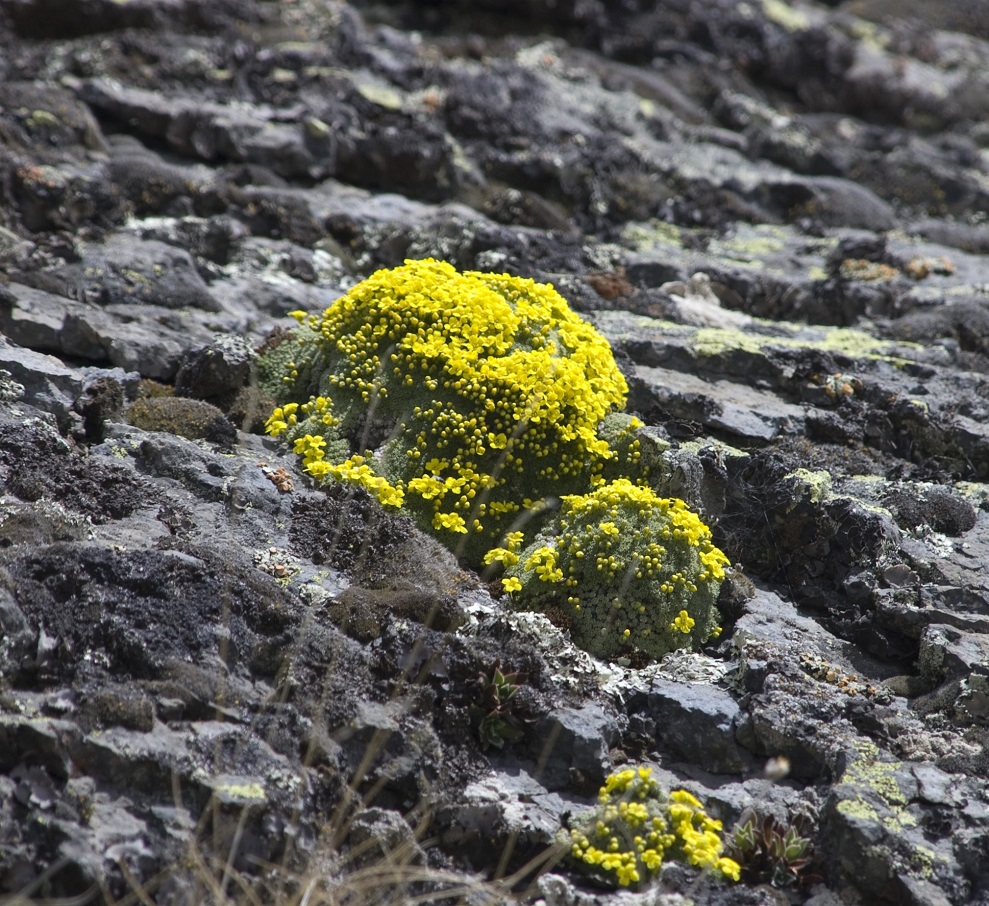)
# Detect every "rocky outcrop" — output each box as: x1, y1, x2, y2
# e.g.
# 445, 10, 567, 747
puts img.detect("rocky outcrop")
1, 0, 988, 903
